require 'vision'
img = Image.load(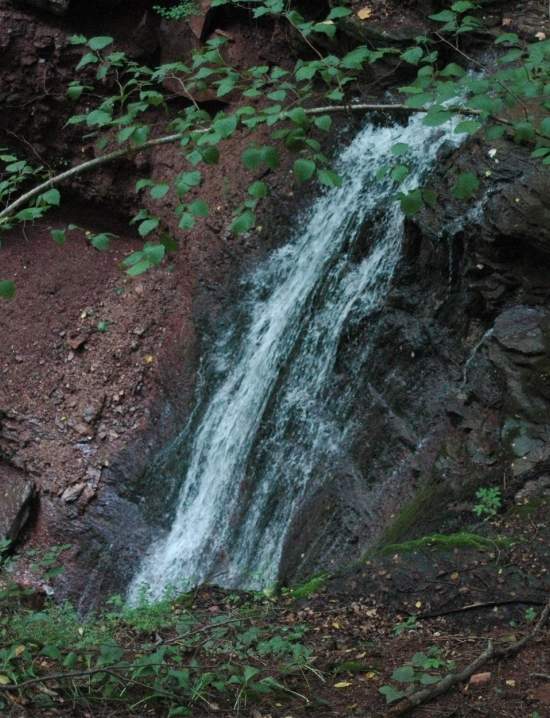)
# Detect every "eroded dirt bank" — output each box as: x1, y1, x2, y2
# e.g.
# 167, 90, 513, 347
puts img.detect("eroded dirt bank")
0, 0, 301, 602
